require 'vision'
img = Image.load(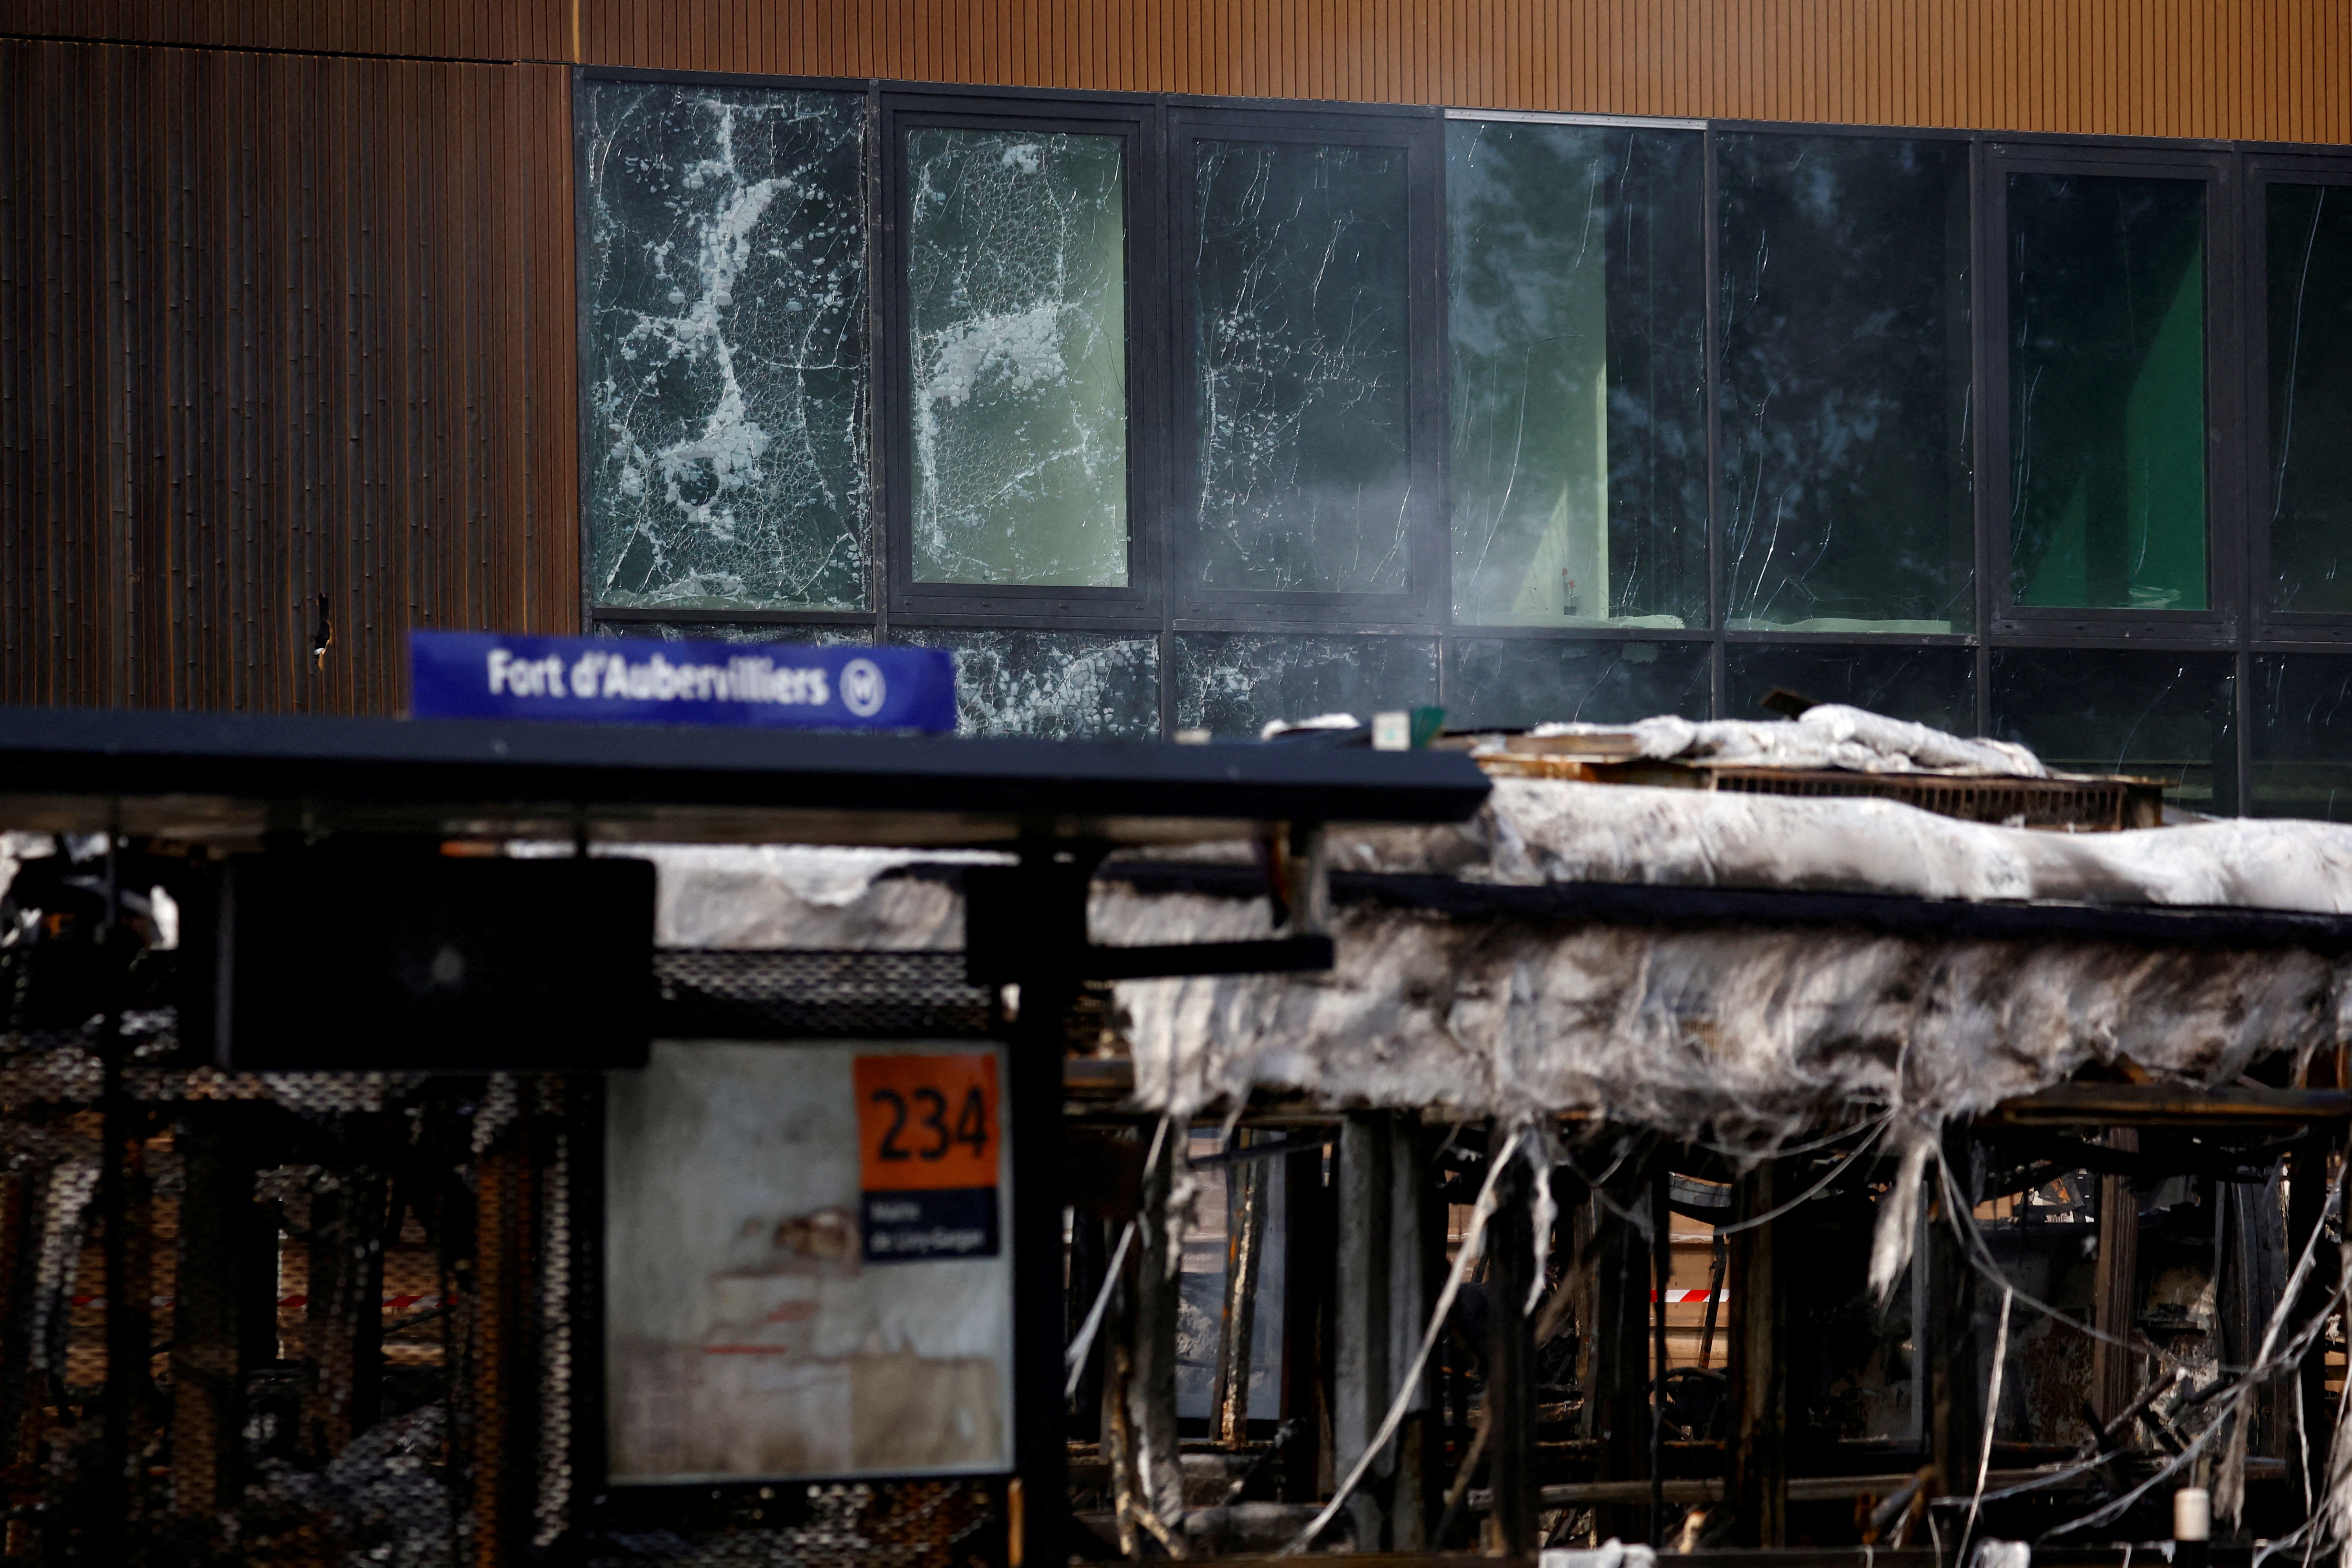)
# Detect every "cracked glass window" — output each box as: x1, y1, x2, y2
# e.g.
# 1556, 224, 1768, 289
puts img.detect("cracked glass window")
2253, 653, 2352, 820
1992, 648, 2235, 814
597, 621, 872, 648
1724, 643, 1974, 735
1447, 121, 1706, 630
907, 129, 1130, 587
2265, 184, 2352, 614
1190, 140, 1413, 595
1446, 638, 1708, 728
1174, 634, 1436, 737
887, 629, 1158, 738
1719, 134, 1974, 634
581, 82, 869, 612
2008, 173, 2209, 611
